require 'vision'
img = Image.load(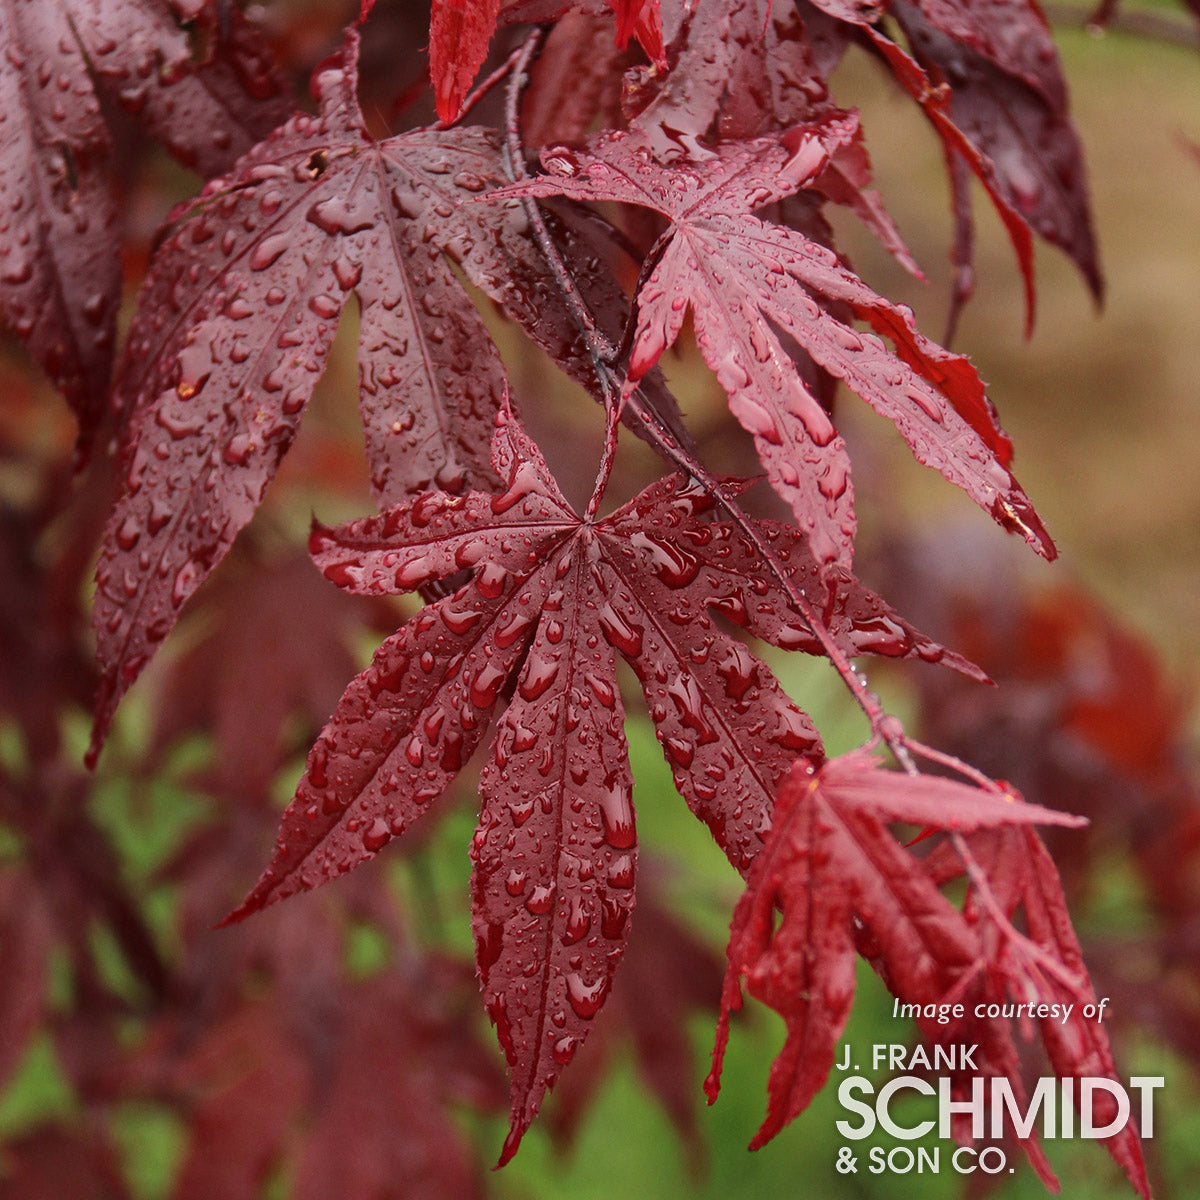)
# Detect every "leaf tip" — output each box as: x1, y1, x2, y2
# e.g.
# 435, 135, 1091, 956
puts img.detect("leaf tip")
495, 1120, 526, 1169
86, 673, 119, 770
217, 874, 280, 928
